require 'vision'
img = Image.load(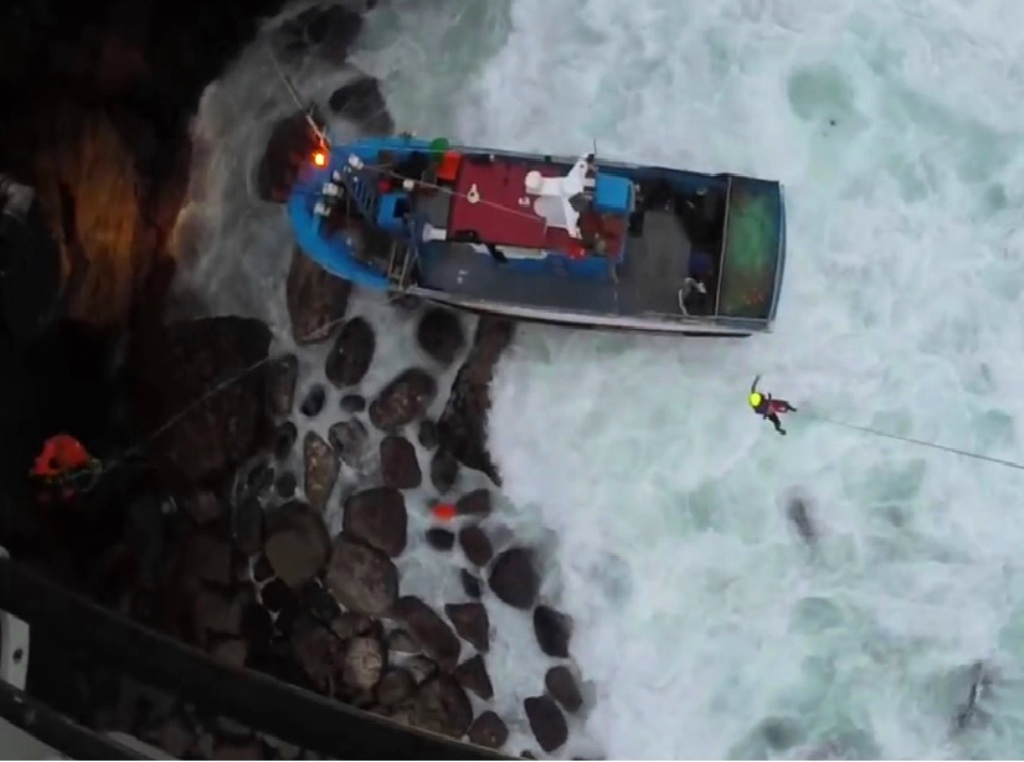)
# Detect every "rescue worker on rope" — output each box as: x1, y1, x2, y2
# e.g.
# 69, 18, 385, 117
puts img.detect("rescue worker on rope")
749, 376, 797, 436
28, 433, 103, 503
